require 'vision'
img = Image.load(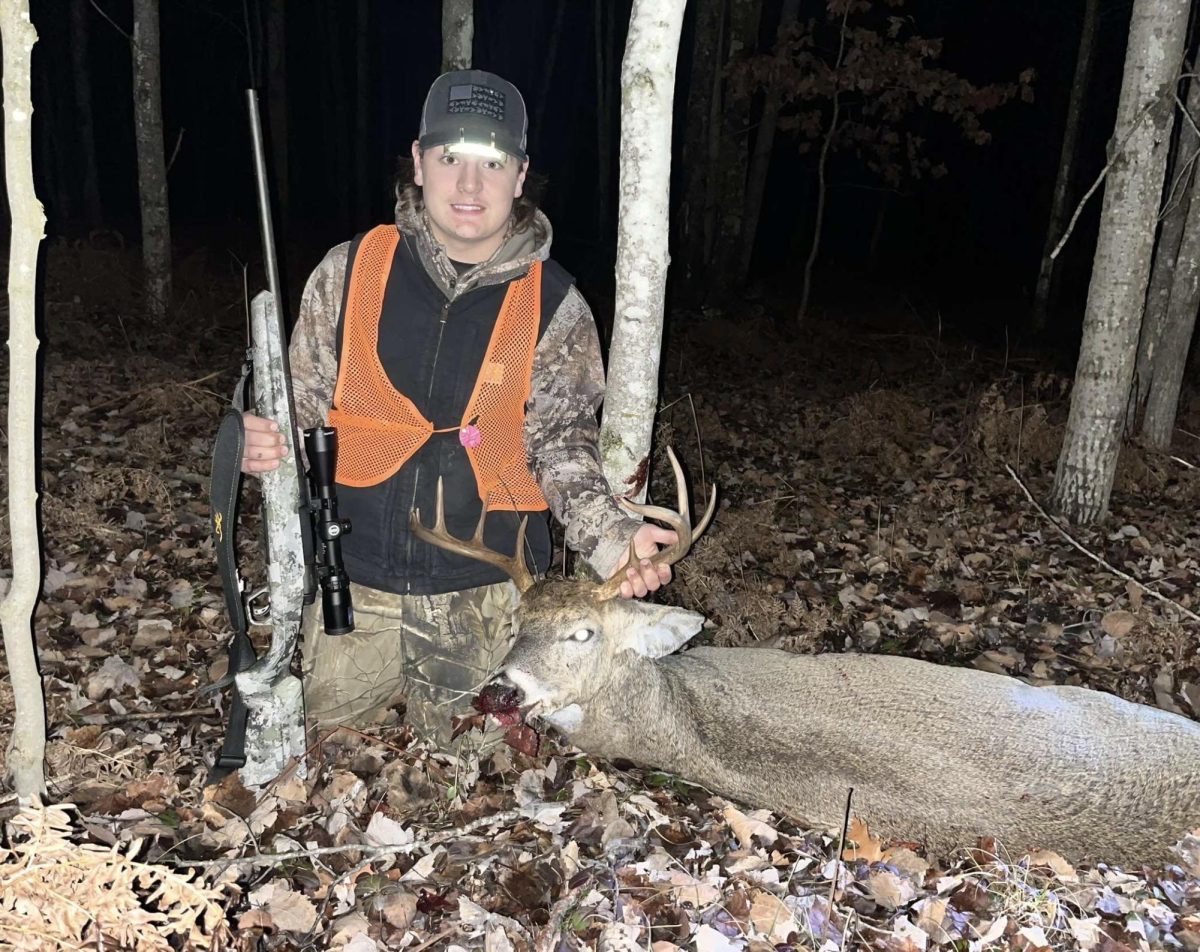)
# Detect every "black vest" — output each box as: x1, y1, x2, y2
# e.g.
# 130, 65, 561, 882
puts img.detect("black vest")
331, 230, 574, 596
